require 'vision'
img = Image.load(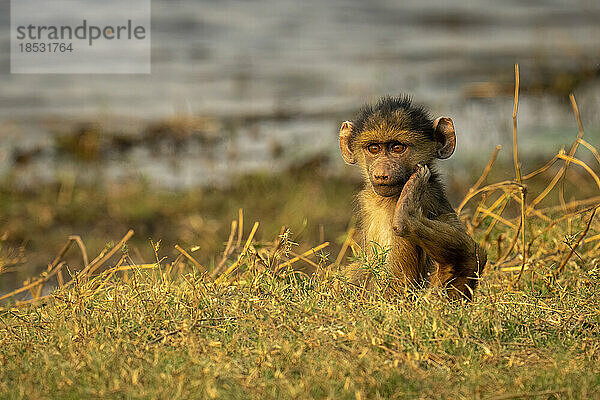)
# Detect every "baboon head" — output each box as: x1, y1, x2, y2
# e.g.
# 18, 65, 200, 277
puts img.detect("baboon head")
339, 95, 456, 197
